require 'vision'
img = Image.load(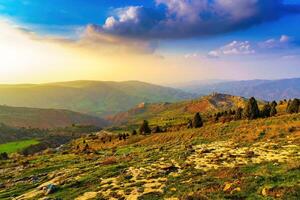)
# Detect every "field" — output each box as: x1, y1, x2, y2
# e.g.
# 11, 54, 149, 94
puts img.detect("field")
0, 139, 39, 154
0, 113, 299, 199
